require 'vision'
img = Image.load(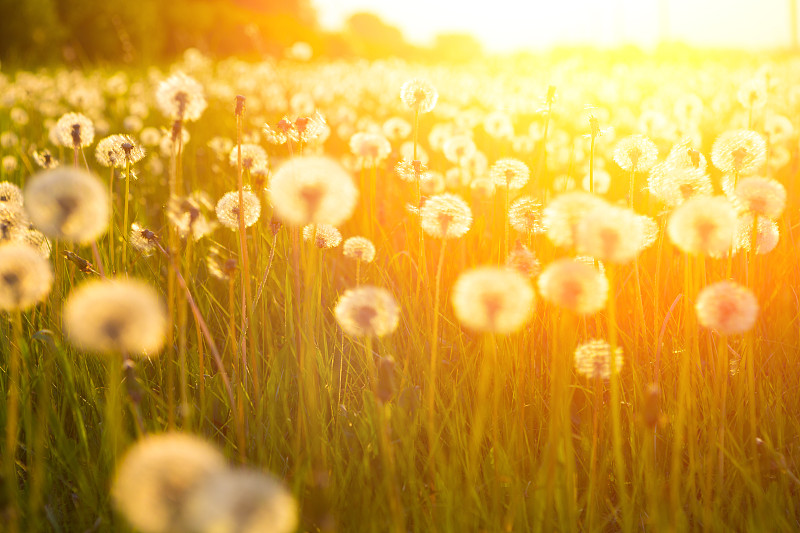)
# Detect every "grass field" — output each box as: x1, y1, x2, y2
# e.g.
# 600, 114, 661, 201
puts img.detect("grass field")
1, 49, 800, 532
